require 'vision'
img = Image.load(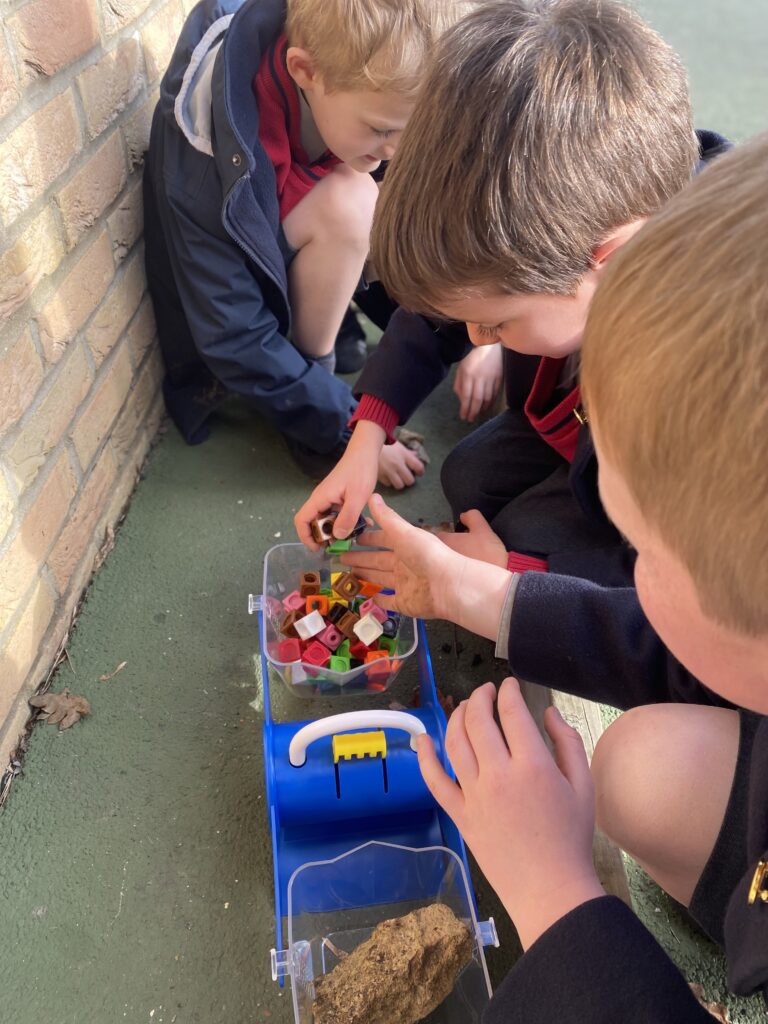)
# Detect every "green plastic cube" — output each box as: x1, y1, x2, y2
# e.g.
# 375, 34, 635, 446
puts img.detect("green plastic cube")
330, 655, 351, 672
378, 636, 396, 656
327, 538, 353, 553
